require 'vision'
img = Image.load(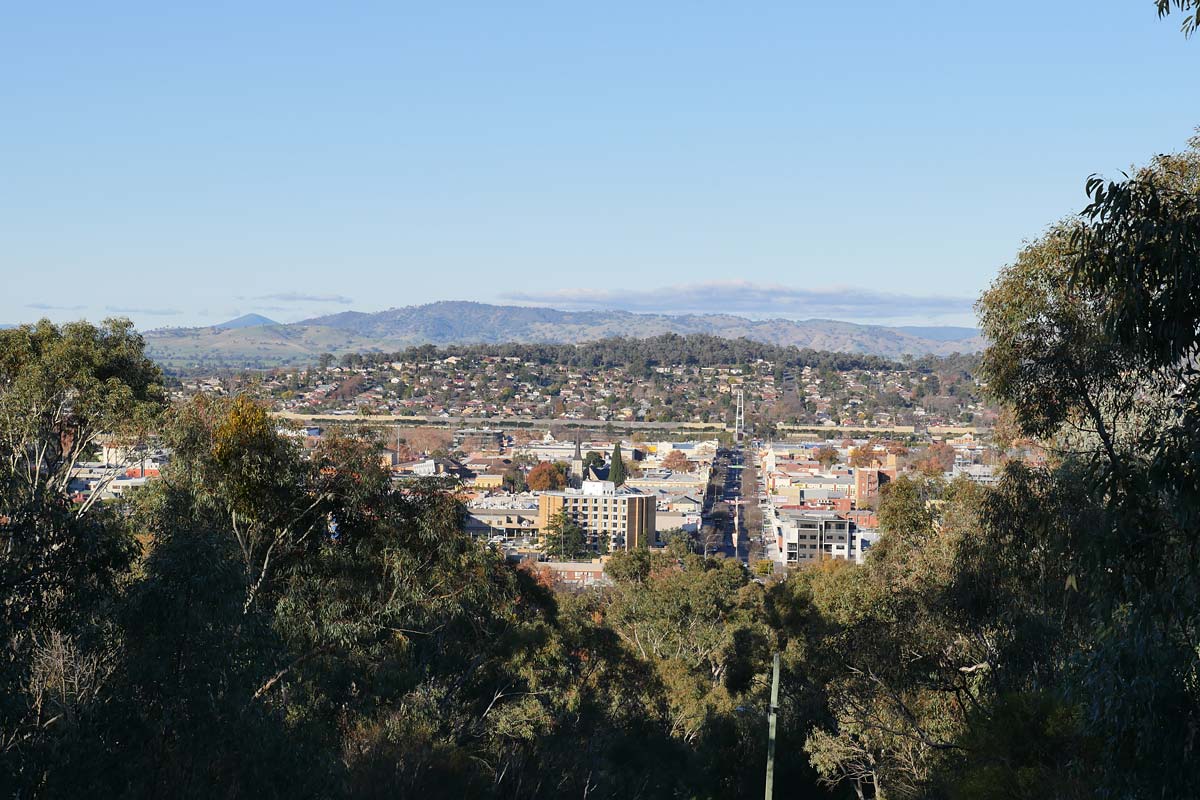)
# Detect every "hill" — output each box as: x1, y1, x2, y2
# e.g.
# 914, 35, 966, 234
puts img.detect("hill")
214, 313, 279, 329
143, 301, 984, 367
